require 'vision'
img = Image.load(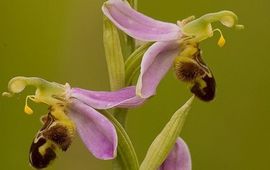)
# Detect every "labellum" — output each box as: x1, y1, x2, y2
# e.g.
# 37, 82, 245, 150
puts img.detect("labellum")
174, 43, 216, 101
29, 106, 75, 169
